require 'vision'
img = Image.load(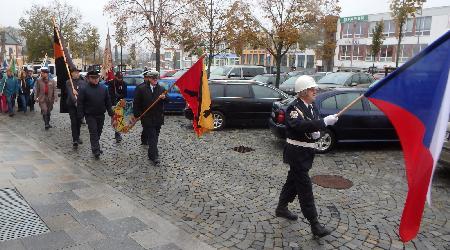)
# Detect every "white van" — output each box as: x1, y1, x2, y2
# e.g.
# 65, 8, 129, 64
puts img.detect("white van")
209, 65, 266, 80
